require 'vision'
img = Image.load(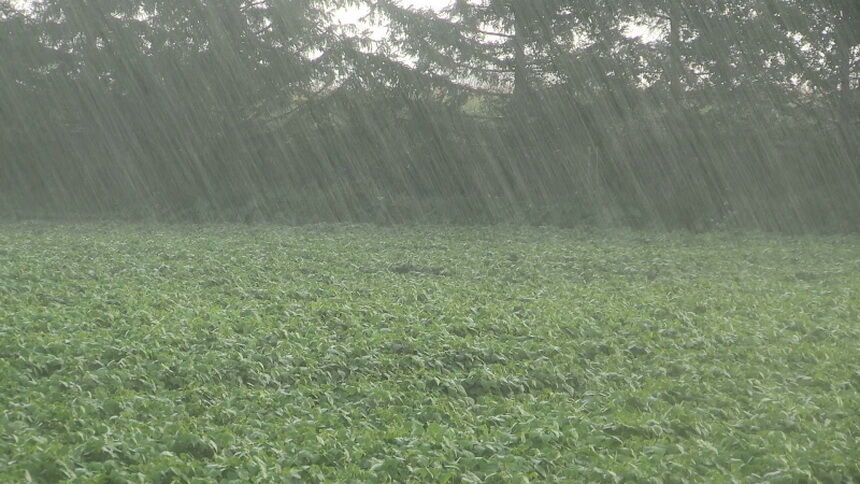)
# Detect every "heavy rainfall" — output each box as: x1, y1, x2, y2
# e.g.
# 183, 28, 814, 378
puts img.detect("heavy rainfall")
1, 0, 858, 481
